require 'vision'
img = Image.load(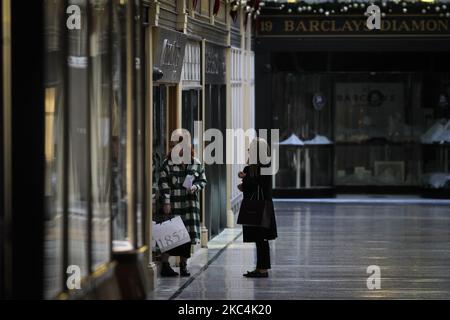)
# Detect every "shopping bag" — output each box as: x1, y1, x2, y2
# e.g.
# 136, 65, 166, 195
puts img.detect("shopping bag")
152, 215, 191, 253
237, 185, 273, 229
